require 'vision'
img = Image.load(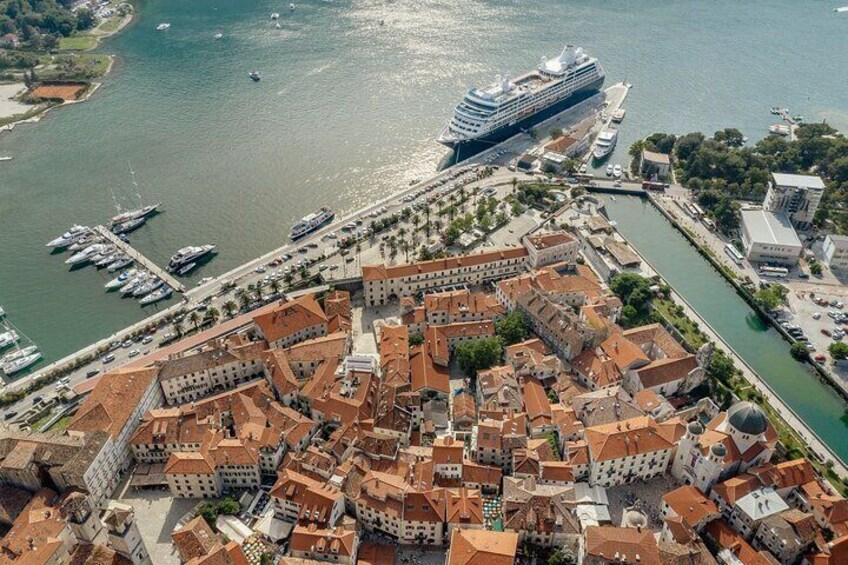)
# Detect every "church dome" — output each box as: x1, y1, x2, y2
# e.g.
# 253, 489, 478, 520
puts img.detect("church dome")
710, 443, 727, 458
687, 421, 704, 436
727, 402, 768, 435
